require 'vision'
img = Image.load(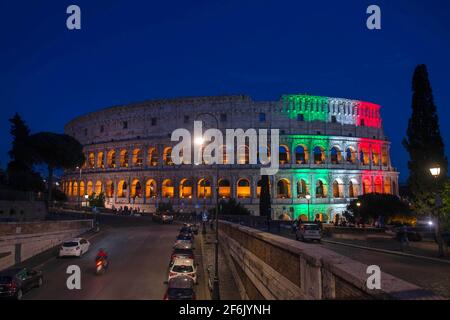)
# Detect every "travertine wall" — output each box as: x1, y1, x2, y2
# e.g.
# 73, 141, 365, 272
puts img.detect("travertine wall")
219, 221, 440, 300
